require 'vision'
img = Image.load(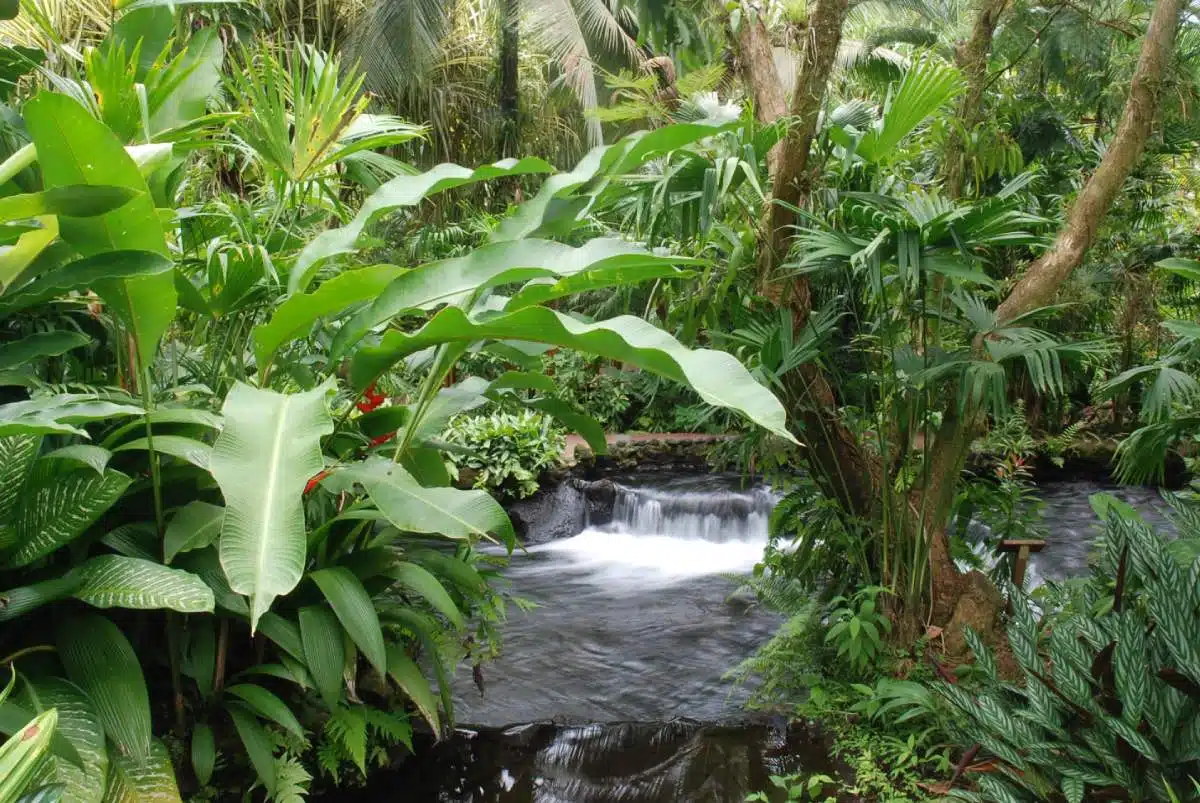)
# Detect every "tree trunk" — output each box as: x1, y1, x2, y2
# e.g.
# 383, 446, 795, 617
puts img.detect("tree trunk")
942, 0, 1011, 198
994, 0, 1180, 325
499, 0, 520, 159
756, 0, 850, 296
734, 13, 788, 174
